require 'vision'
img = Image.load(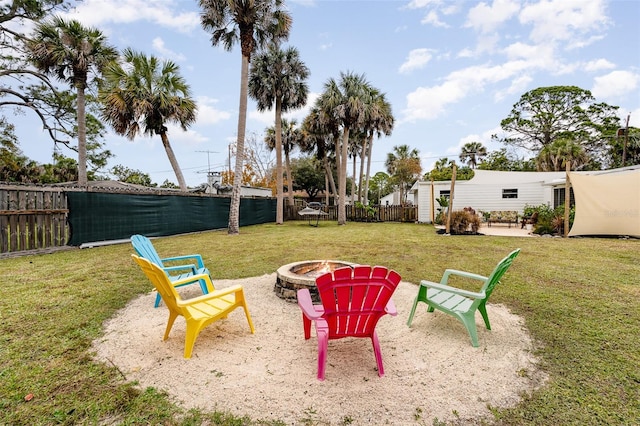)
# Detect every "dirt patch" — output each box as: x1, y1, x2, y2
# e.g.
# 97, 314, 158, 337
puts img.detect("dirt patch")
92, 274, 546, 425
